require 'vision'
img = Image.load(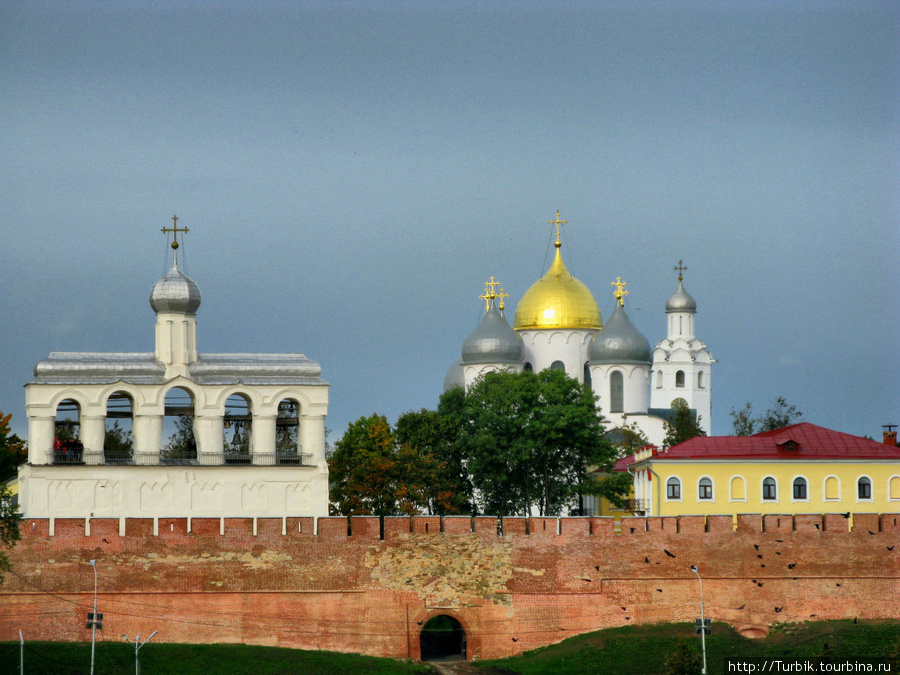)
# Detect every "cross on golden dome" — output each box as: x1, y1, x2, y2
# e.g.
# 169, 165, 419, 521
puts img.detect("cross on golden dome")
612, 277, 628, 306
549, 210, 567, 249
161, 215, 190, 251
674, 259, 688, 281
